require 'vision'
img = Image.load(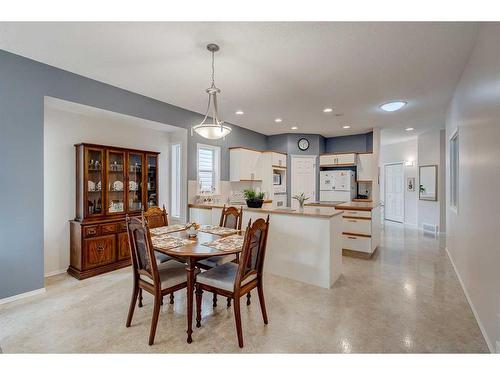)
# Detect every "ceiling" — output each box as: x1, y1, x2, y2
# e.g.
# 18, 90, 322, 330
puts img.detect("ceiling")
0, 22, 479, 141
